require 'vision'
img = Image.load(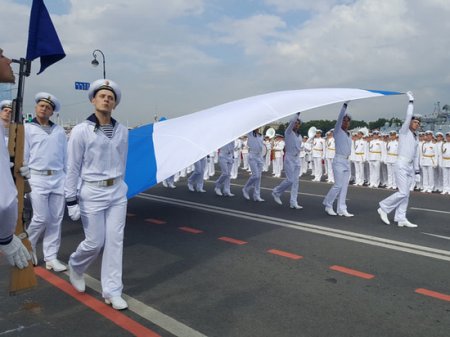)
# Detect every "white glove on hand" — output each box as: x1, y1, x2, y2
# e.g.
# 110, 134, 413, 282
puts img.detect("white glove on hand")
406, 91, 414, 102
67, 204, 81, 221
415, 174, 421, 183
19, 165, 31, 179
0, 236, 31, 269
